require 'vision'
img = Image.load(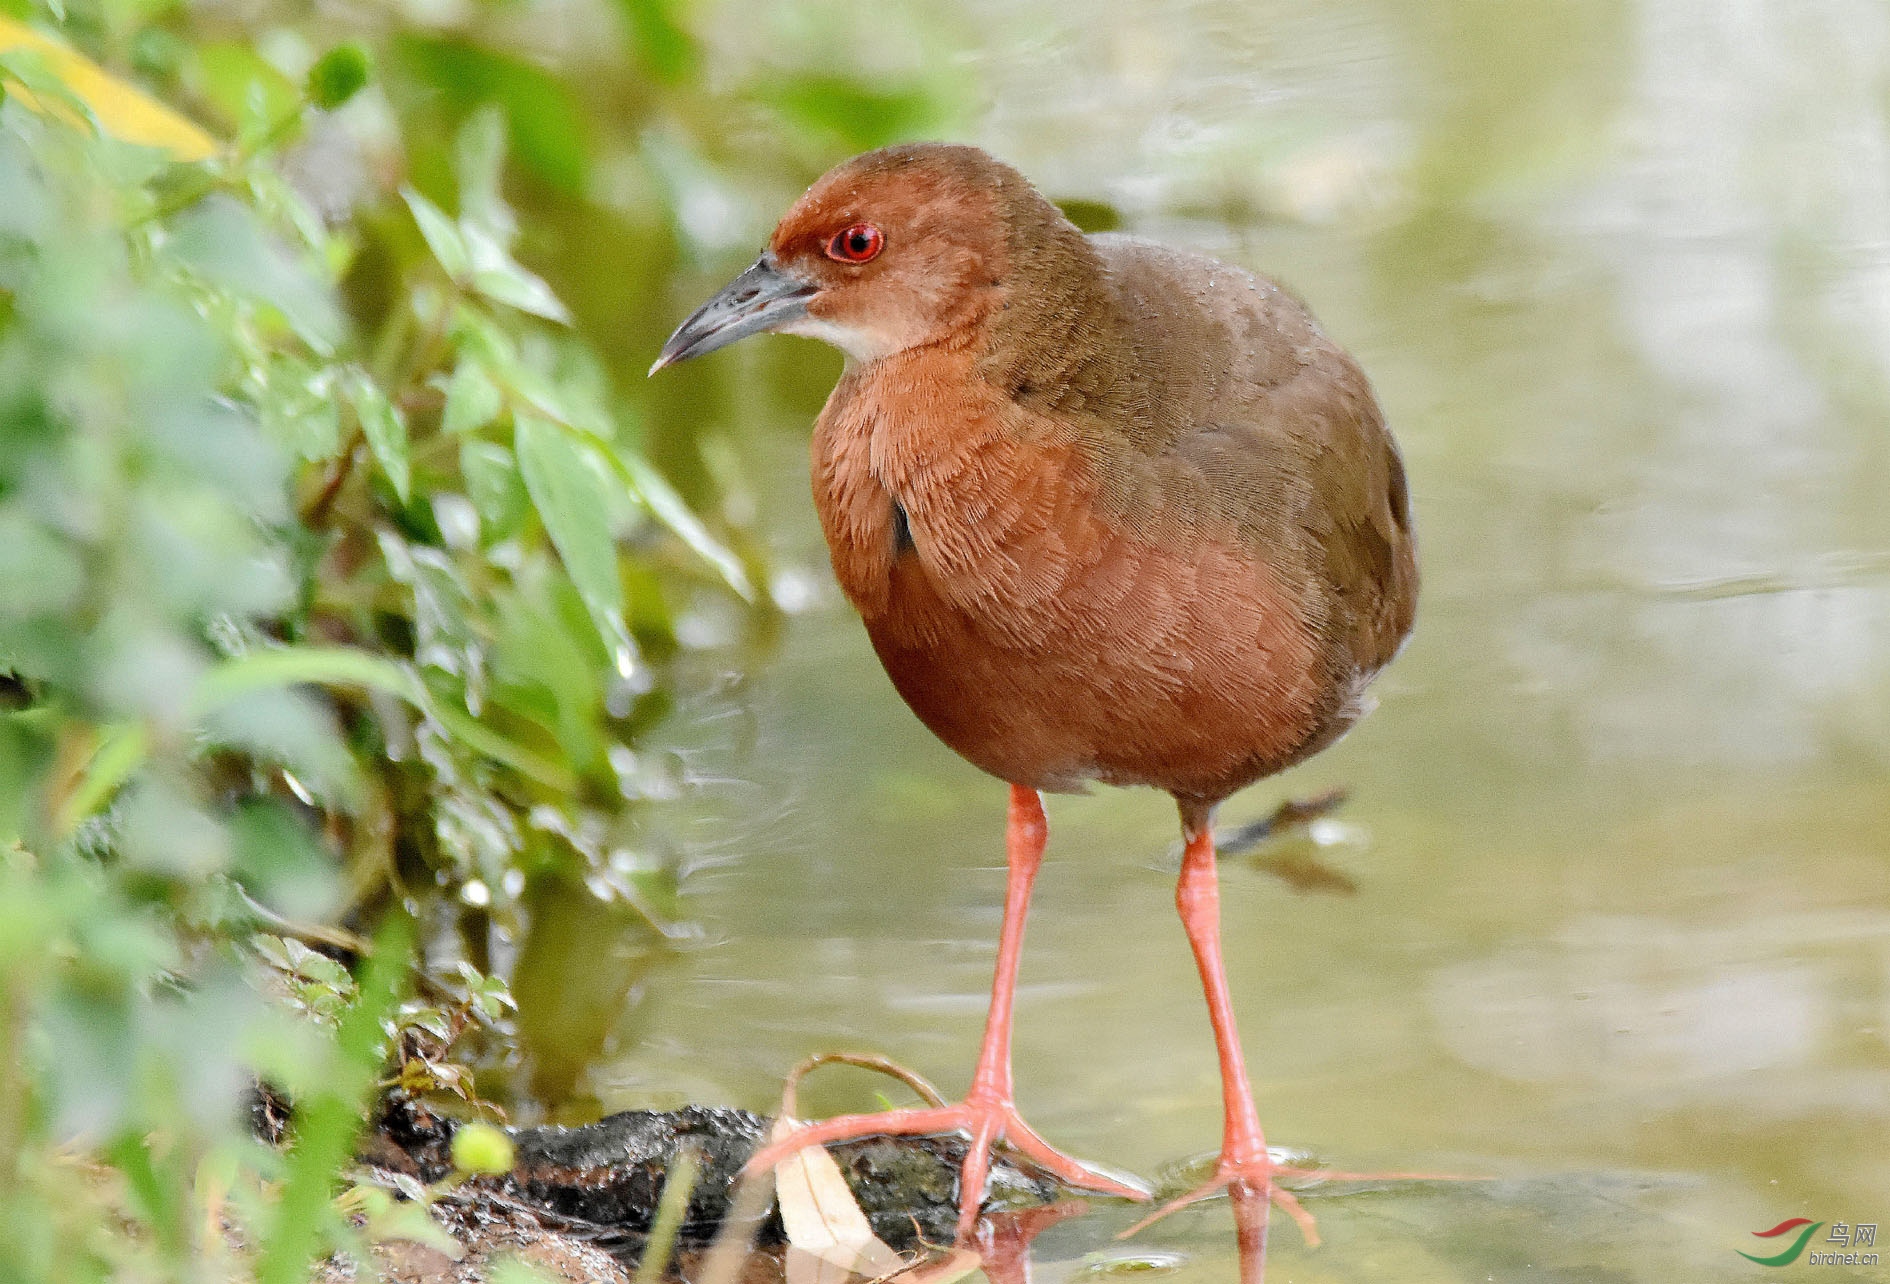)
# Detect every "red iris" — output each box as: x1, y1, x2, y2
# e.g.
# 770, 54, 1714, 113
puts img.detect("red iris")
826, 223, 884, 263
